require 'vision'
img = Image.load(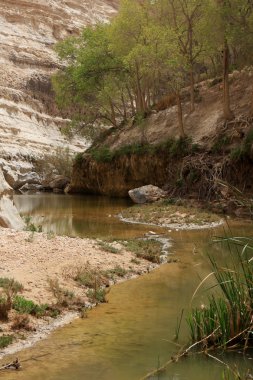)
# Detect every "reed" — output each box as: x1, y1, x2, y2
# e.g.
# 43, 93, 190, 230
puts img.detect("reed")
187, 236, 253, 350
